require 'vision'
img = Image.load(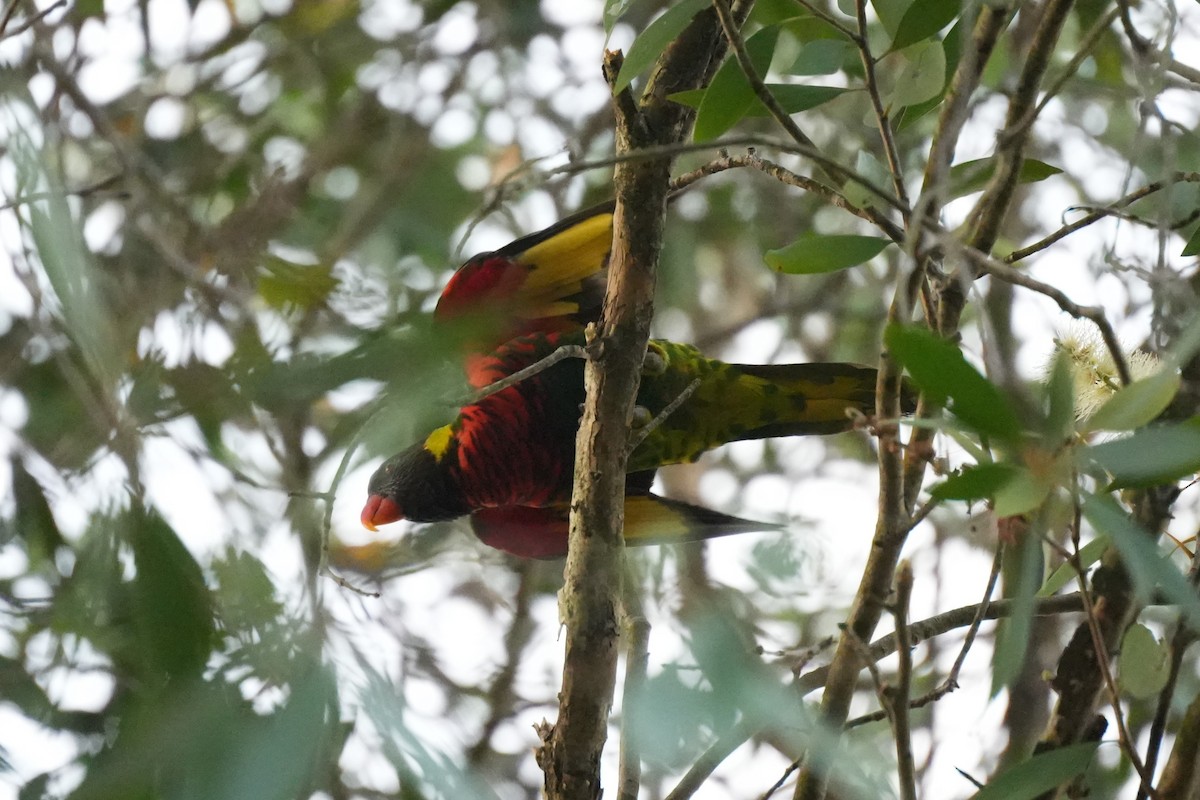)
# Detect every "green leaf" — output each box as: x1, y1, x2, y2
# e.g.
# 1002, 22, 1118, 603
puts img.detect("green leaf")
669, 84, 846, 115
257, 257, 338, 311
764, 84, 848, 113
993, 531, 1043, 694
932, 462, 1022, 500
1165, 312, 1200, 369
1085, 420, 1200, 487
843, 150, 892, 209
1043, 349, 1076, 442
1084, 368, 1180, 432
887, 40, 946, 108
75, 0, 105, 17
1082, 493, 1200, 628
130, 512, 216, 683
1038, 535, 1108, 597
10, 457, 64, 567
694, 27, 780, 141
668, 88, 706, 108
751, 0, 807, 25
603, 0, 635, 37
790, 39, 853, 75
1120, 623, 1170, 699
614, 0, 710, 94
764, 234, 891, 274
948, 157, 1062, 200
970, 744, 1099, 800
895, 17, 963, 130
869, 0, 911, 35
885, 324, 1024, 443
891, 0, 962, 49
15, 138, 122, 389
992, 468, 1051, 518
1181, 223, 1200, 257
